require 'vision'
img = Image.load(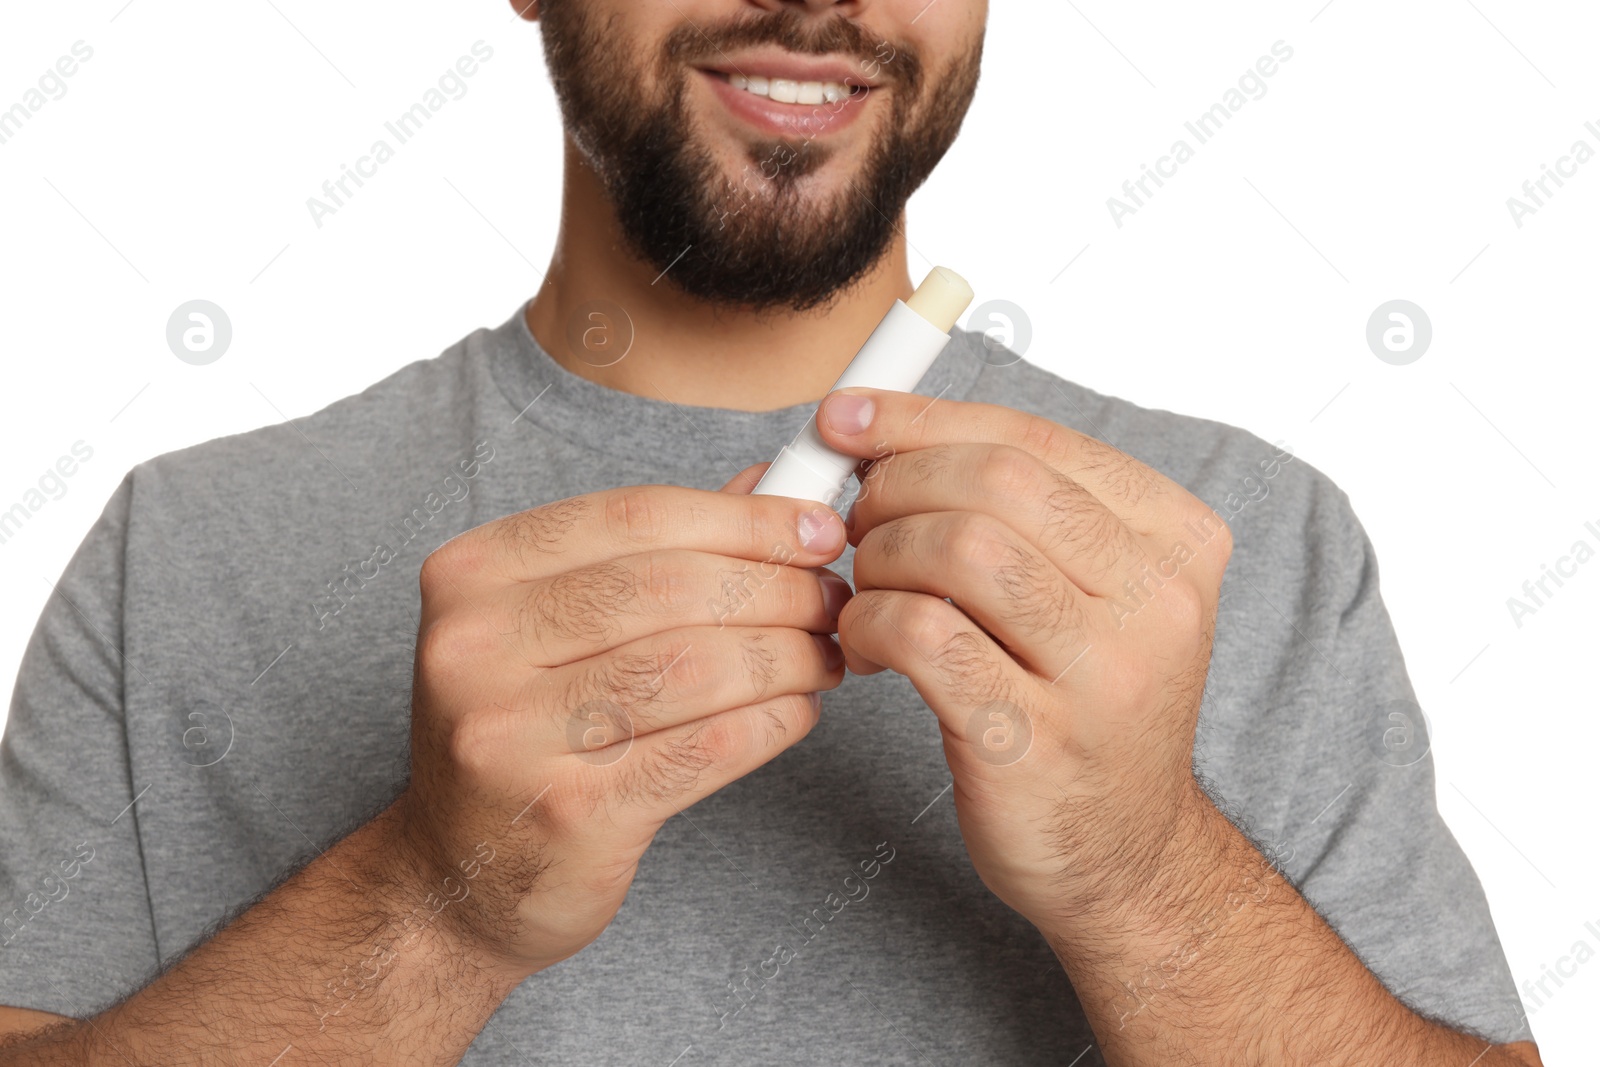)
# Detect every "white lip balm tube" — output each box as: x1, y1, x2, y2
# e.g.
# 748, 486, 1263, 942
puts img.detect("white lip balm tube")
751, 266, 975, 511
